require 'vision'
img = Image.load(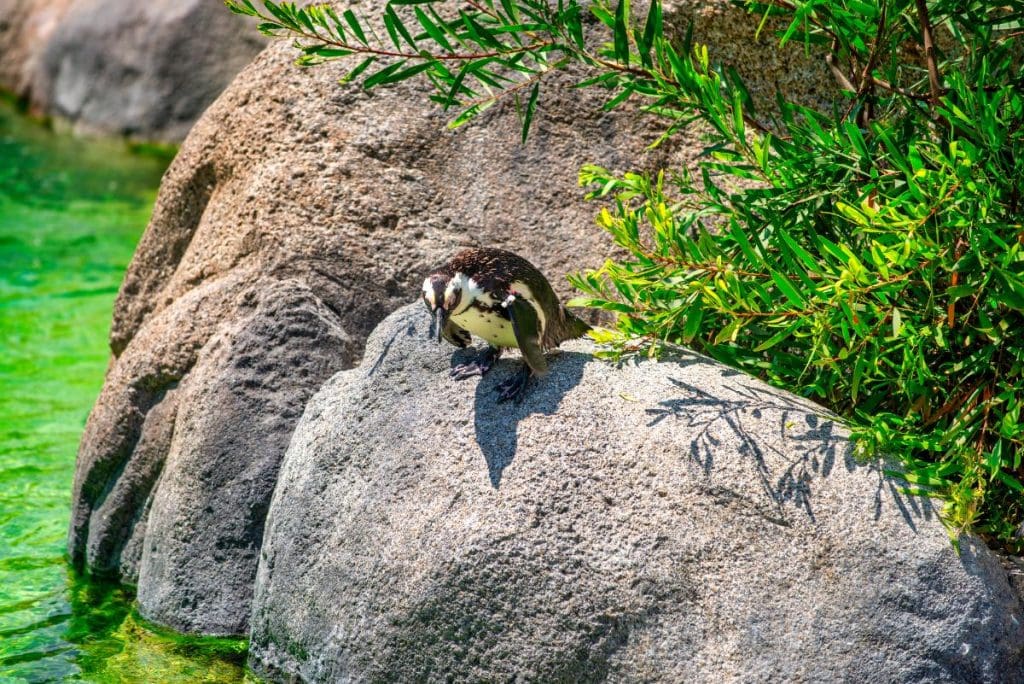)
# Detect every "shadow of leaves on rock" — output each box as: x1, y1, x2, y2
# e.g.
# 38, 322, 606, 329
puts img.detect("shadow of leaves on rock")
647, 375, 929, 529
467, 350, 588, 489
367, 319, 418, 376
